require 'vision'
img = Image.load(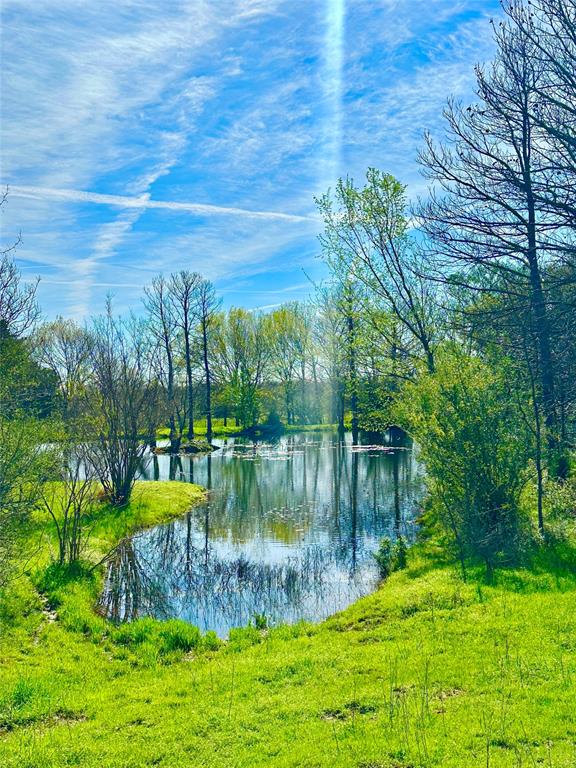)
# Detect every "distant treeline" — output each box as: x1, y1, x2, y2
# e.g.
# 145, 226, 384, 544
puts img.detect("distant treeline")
2, 0, 576, 579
